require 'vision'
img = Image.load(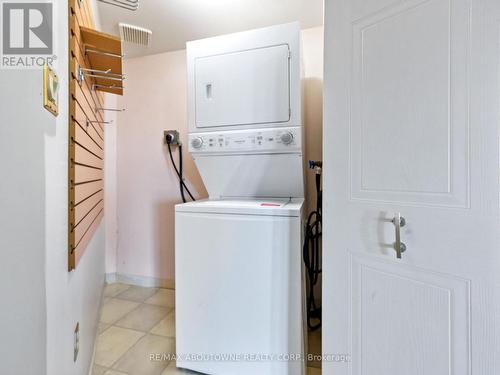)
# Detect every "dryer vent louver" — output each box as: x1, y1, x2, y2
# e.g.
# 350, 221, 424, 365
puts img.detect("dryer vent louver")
119, 23, 152, 47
